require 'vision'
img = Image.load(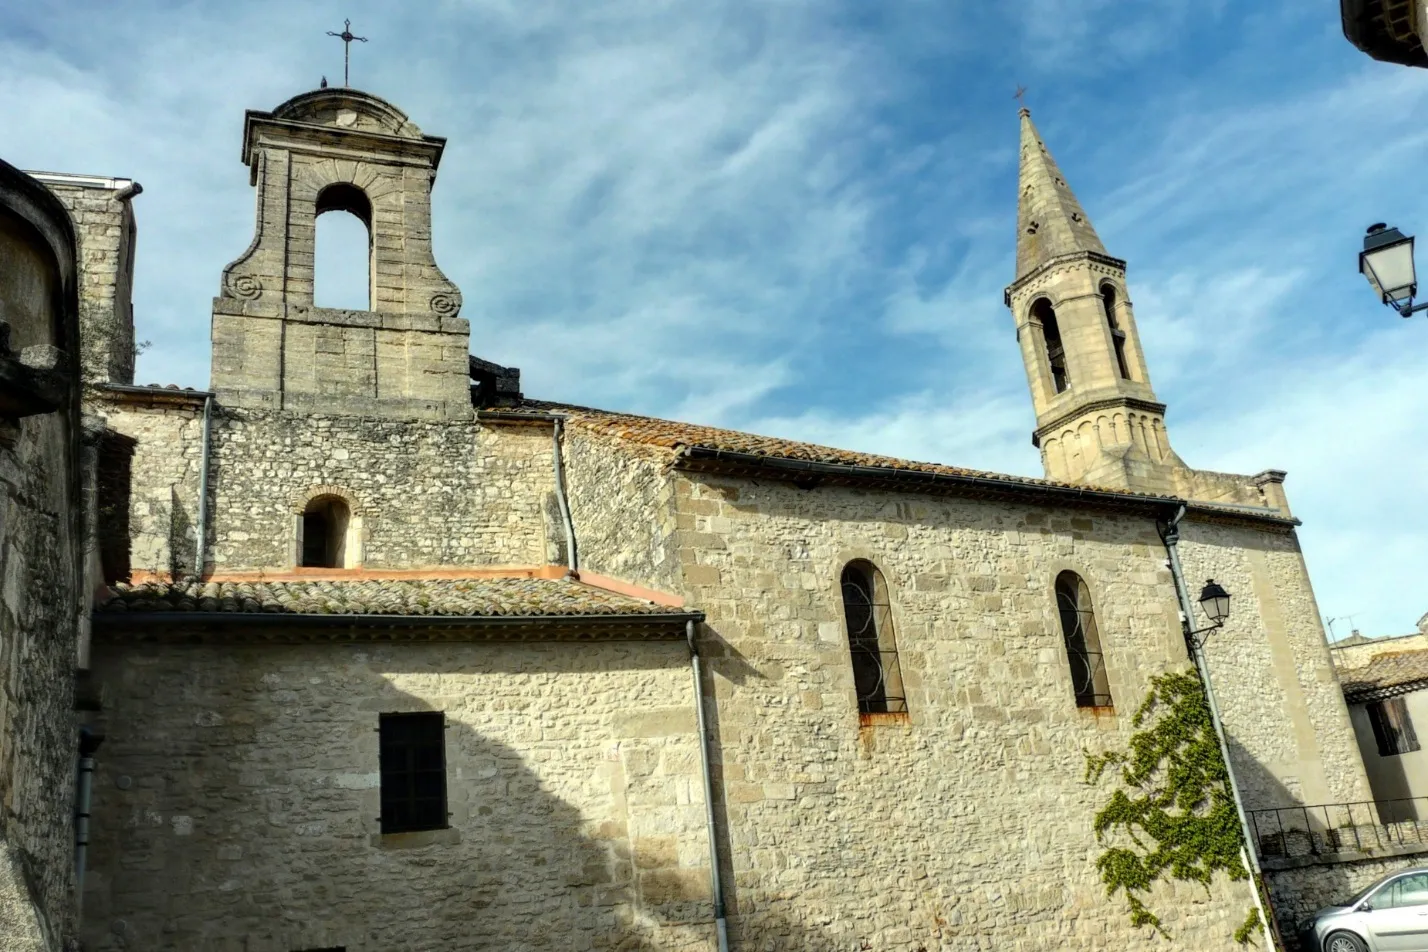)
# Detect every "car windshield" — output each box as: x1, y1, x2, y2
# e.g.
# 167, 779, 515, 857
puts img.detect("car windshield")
1347, 876, 1403, 909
